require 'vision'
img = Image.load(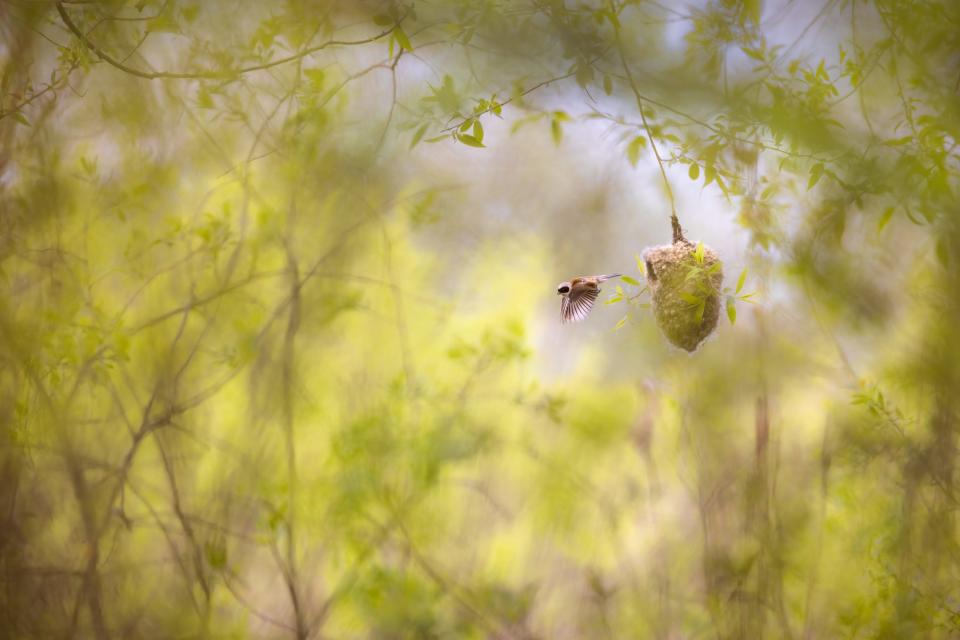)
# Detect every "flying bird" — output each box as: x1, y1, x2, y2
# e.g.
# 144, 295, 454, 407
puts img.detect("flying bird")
556, 273, 622, 323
